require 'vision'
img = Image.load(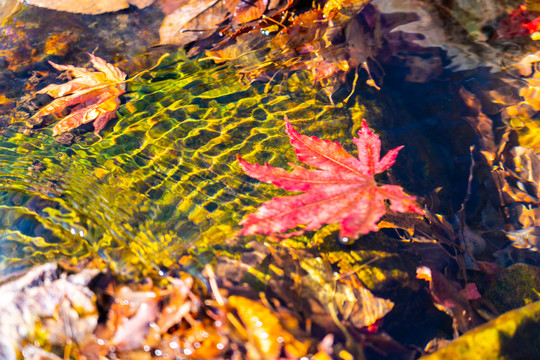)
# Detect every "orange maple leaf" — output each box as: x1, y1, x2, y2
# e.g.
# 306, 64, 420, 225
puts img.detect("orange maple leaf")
237, 120, 423, 240
33, 53, 126, 137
